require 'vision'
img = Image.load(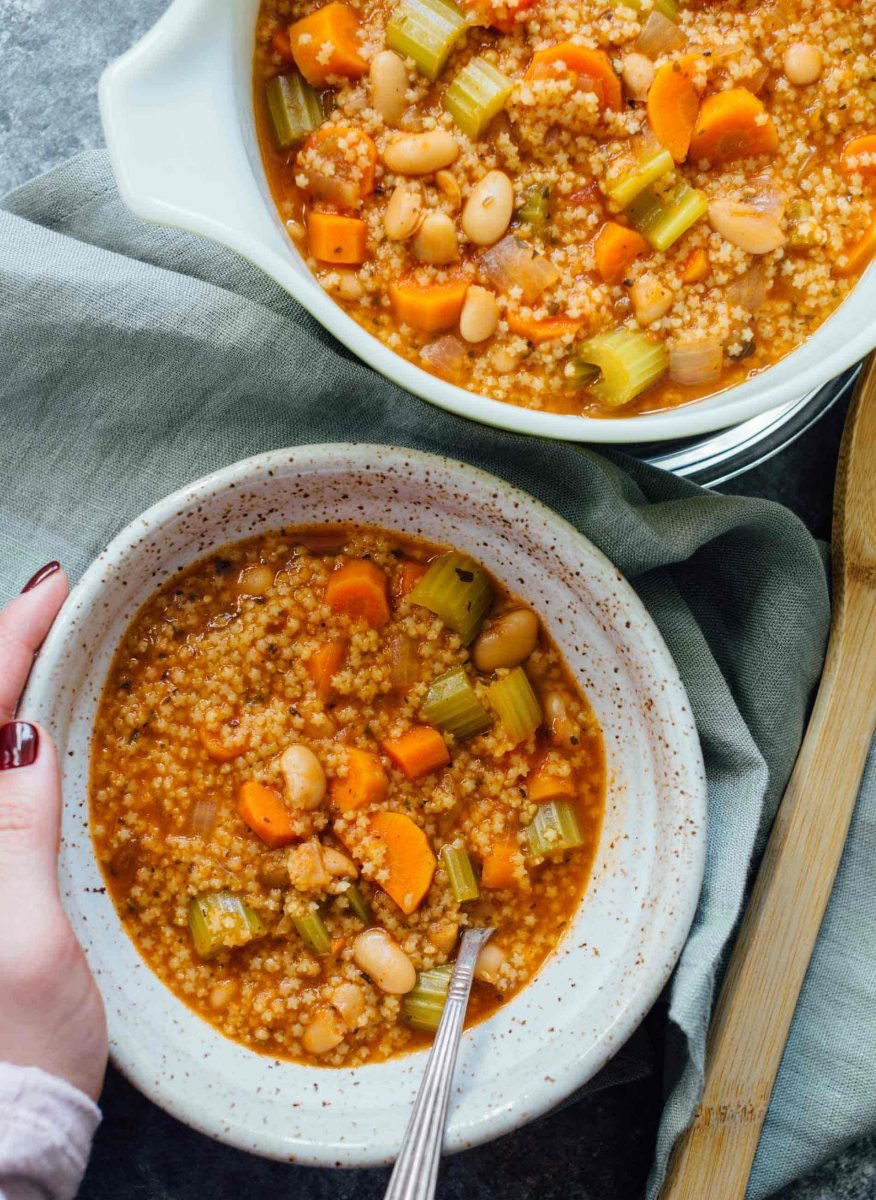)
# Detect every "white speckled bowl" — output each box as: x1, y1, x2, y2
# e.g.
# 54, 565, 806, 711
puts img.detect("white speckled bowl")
22, 445, 706, 1165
